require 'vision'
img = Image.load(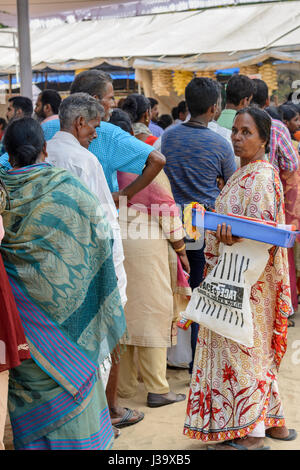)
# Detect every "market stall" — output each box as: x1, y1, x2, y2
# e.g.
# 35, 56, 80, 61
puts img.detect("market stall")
0, 1, 299, 107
